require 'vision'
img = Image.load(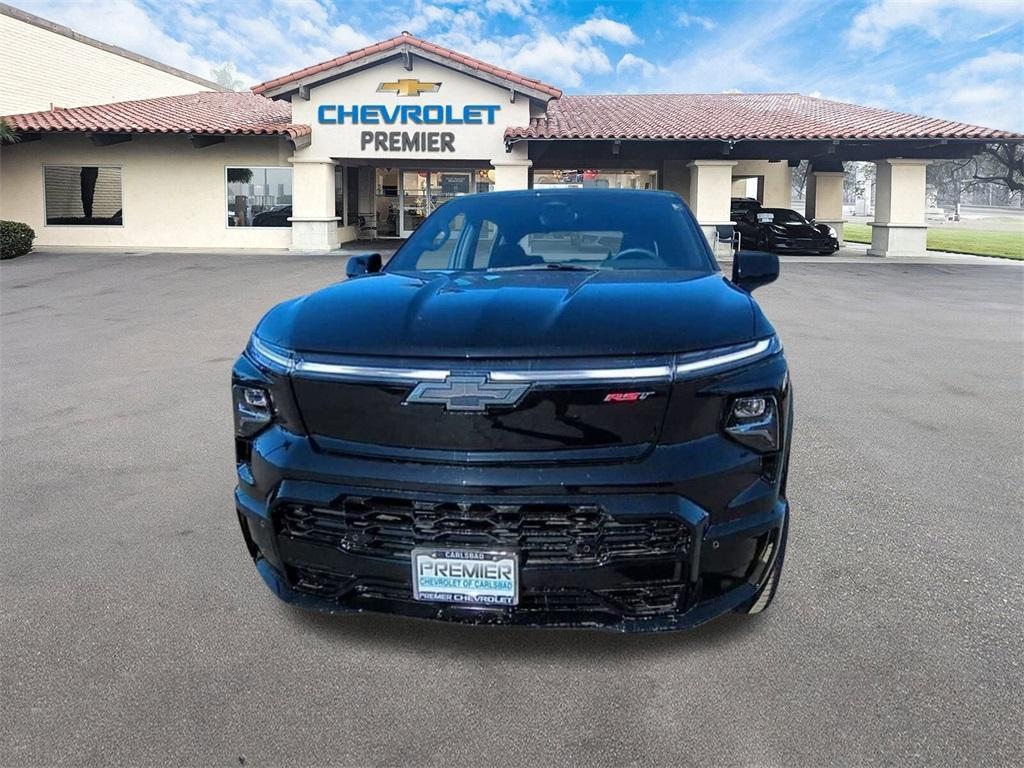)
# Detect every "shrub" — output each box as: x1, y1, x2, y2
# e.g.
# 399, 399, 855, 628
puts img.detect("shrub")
1, 220, 35, 260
